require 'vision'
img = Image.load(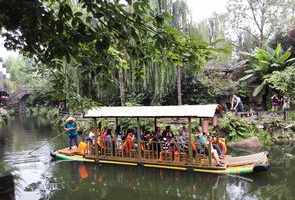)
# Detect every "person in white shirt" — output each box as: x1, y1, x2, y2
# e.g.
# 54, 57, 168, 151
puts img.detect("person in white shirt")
231, 94, 244, 113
